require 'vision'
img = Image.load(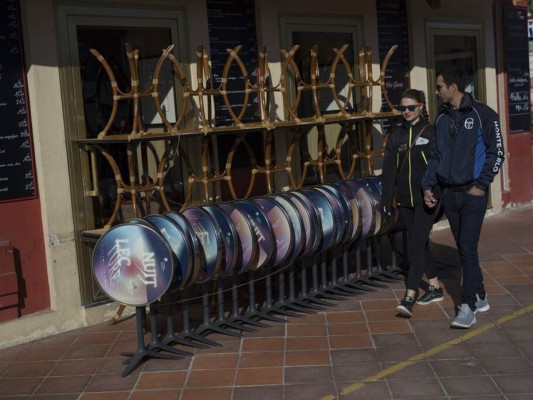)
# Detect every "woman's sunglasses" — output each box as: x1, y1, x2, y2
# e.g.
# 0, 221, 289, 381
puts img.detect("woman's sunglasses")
397, 104, 421, 112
